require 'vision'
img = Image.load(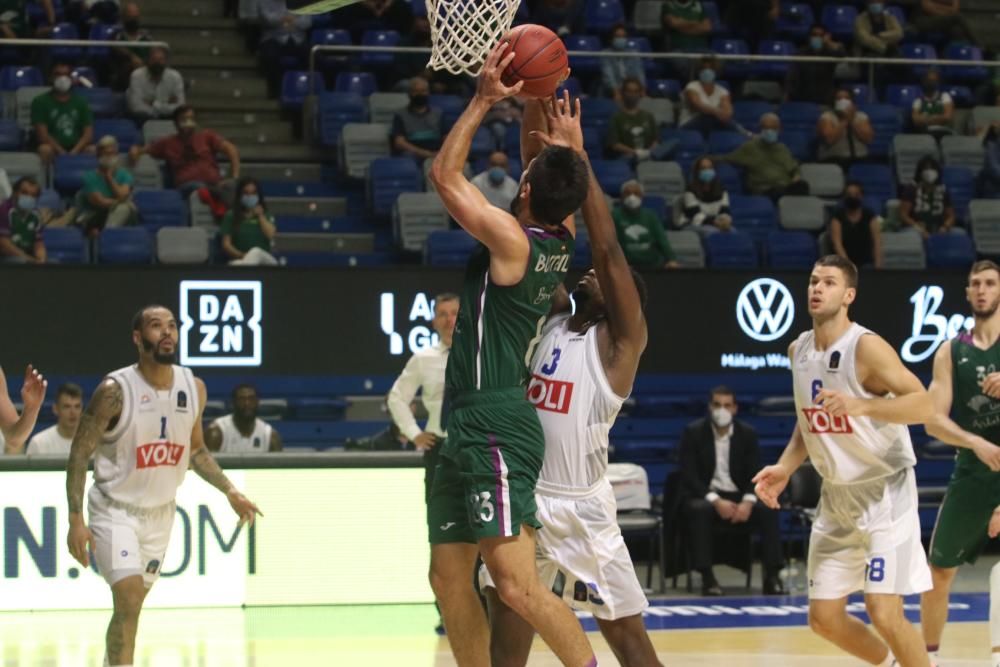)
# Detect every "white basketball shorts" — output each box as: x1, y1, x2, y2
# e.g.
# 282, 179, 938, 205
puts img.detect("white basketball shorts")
808, 467, 931, 600
480, 478, 649, 620
88, 486, 175, 588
